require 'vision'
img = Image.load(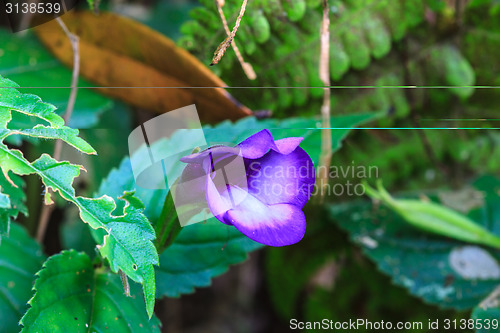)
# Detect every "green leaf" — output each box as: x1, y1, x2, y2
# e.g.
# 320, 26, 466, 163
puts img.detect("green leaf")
153, 189, 181, 254
0, 171, 26, 240
16, 126, 95, 154
364, 14, 392, 59
430, 45, 476, 99
327, 175, 500, 310
0, 29, 112, 129
330, 35, 350, 81
471, 291, 500, 333
0, 153, 159, 318
282, 0, 307, 22
250, 11, 271, 44
343, 26, 371, 70
0, 75, 96, 154
0, 75, 158, 317
157, 218, 261, 297
97, 113, 378, 298
20, 250, 161, 332
0, 223, 45, 333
